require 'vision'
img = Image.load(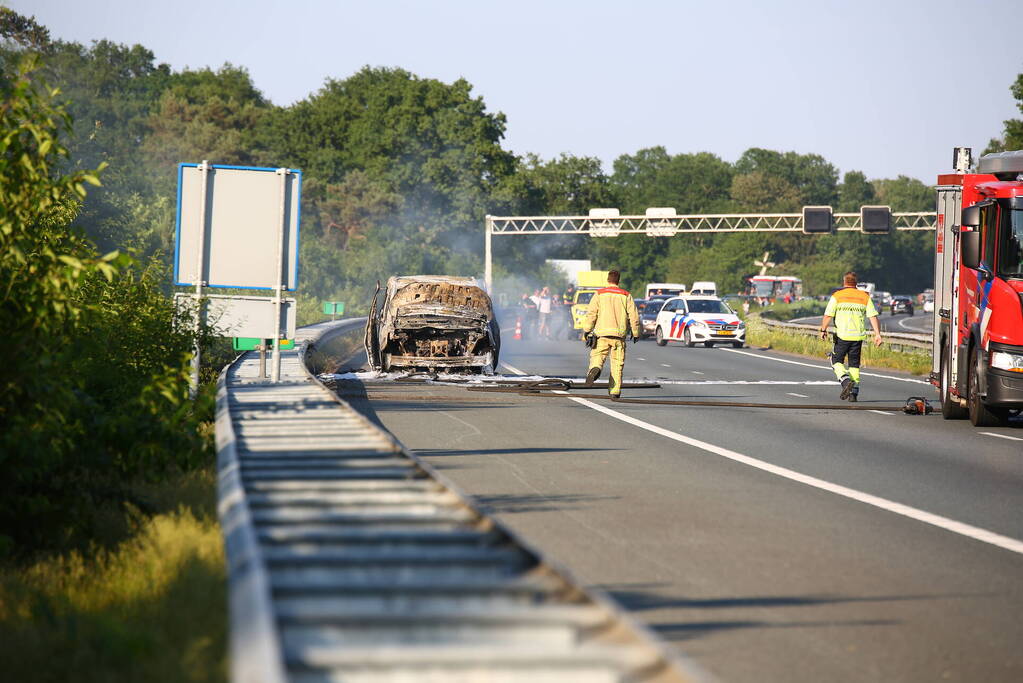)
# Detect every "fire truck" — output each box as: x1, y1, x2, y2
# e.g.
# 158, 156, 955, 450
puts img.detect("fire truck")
932, 147, 1023, 425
